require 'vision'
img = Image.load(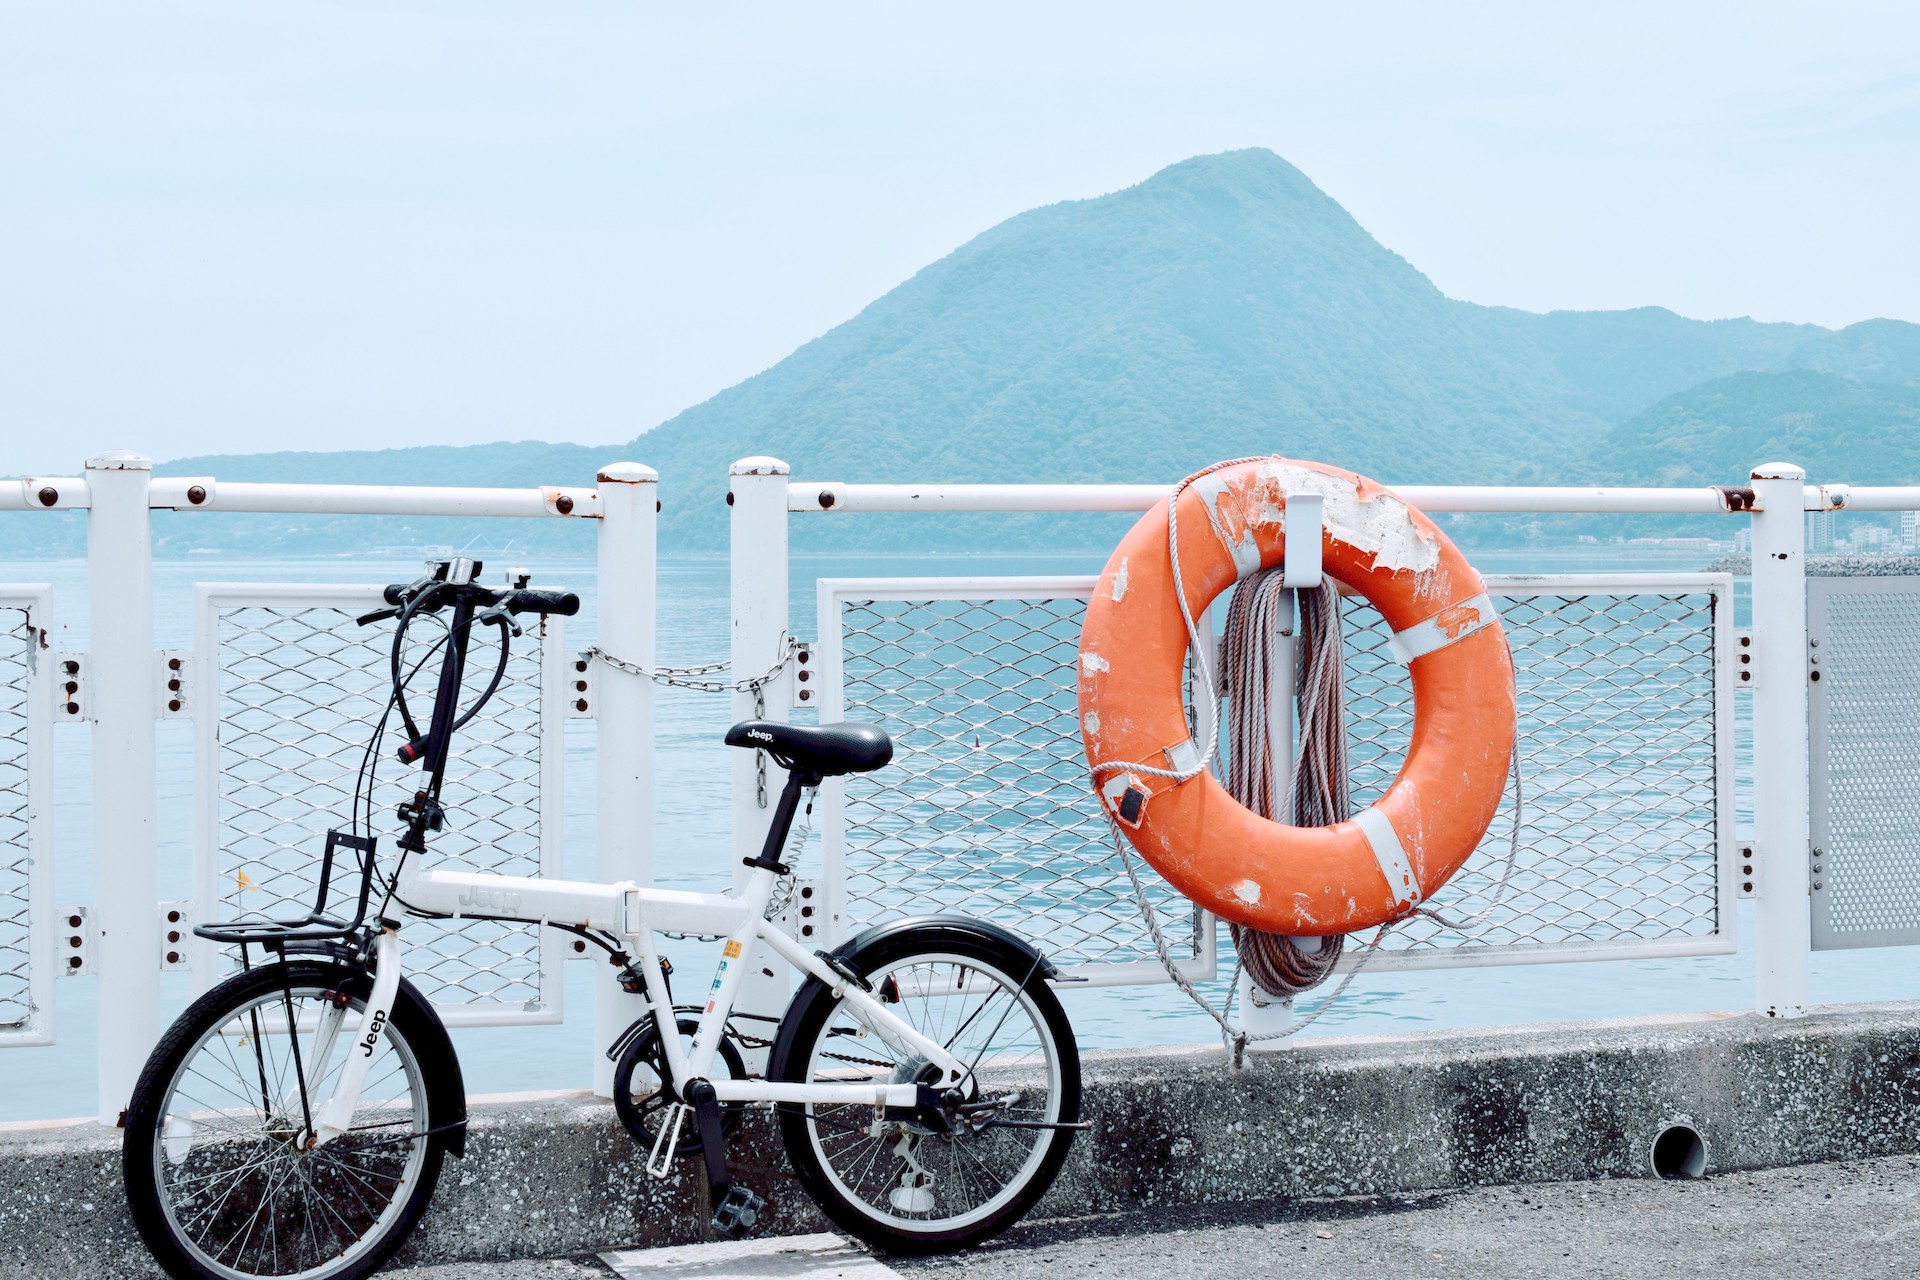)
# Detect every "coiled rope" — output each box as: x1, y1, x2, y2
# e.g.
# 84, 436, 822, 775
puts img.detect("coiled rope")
1222, 570, 1346, 997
